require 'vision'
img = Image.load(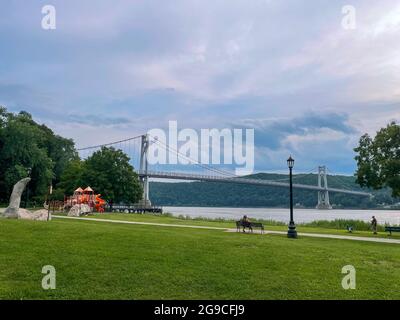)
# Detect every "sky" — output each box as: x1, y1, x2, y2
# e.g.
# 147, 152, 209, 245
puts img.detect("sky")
1, 0, 400, 174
